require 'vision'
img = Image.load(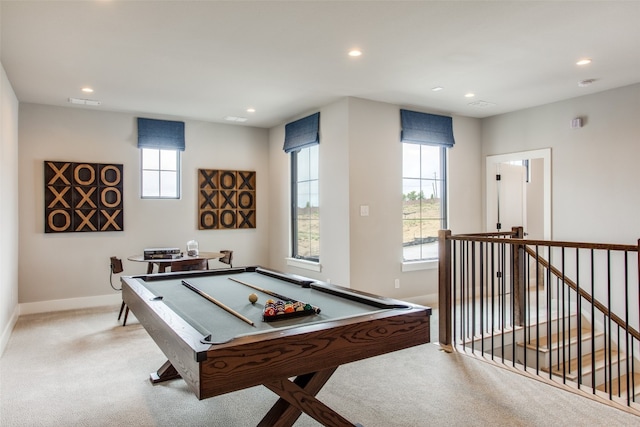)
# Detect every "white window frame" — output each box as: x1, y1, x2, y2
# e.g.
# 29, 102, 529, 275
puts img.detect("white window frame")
290, 145, 320, 263
402, 143, 447, 266
140, 147, 181, 199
